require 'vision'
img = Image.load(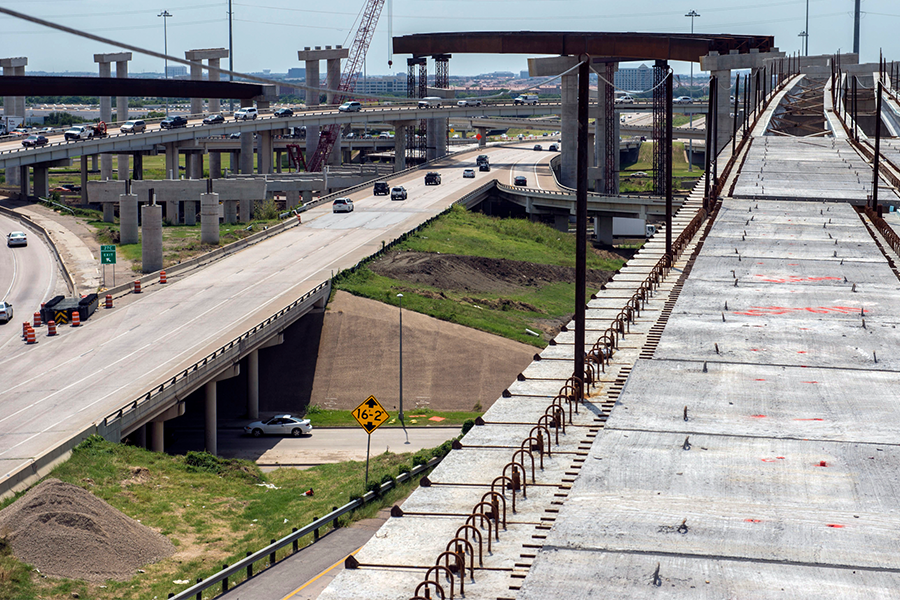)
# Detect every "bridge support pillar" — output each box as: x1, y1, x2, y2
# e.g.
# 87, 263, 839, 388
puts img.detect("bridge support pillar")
184, 201, 197, 226
133, 153, 143, 180
594, 215, 613, 245
240, 198, 252, 222
204, 381, 217, 455
141, 203, 163, 273
166, 201, 179, 224
185, 49, 229, 116
224, 200, 238, 224
80, 155, 90, 202
33, 165, 49, 198
286, 190, 300, 210
120, 194, 139, 244
301, 190, 313, 205
553, 214, 569, 232
247, 350, 259, 420
18, 166, 29, 197
476, 128, 488, 147
560, 72, 578, 187
258, 131, 274, 174
1, 58, 26, 187
165, 143, 178, 179
240, 132, 254, 175
201, 193, 220, 243
134, 423, 147, 449
95, 53, 131, 181
275, 151, 283, 173
103, 202, 115, 223
151, 421, 165, 453
209, 152, 221, 179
